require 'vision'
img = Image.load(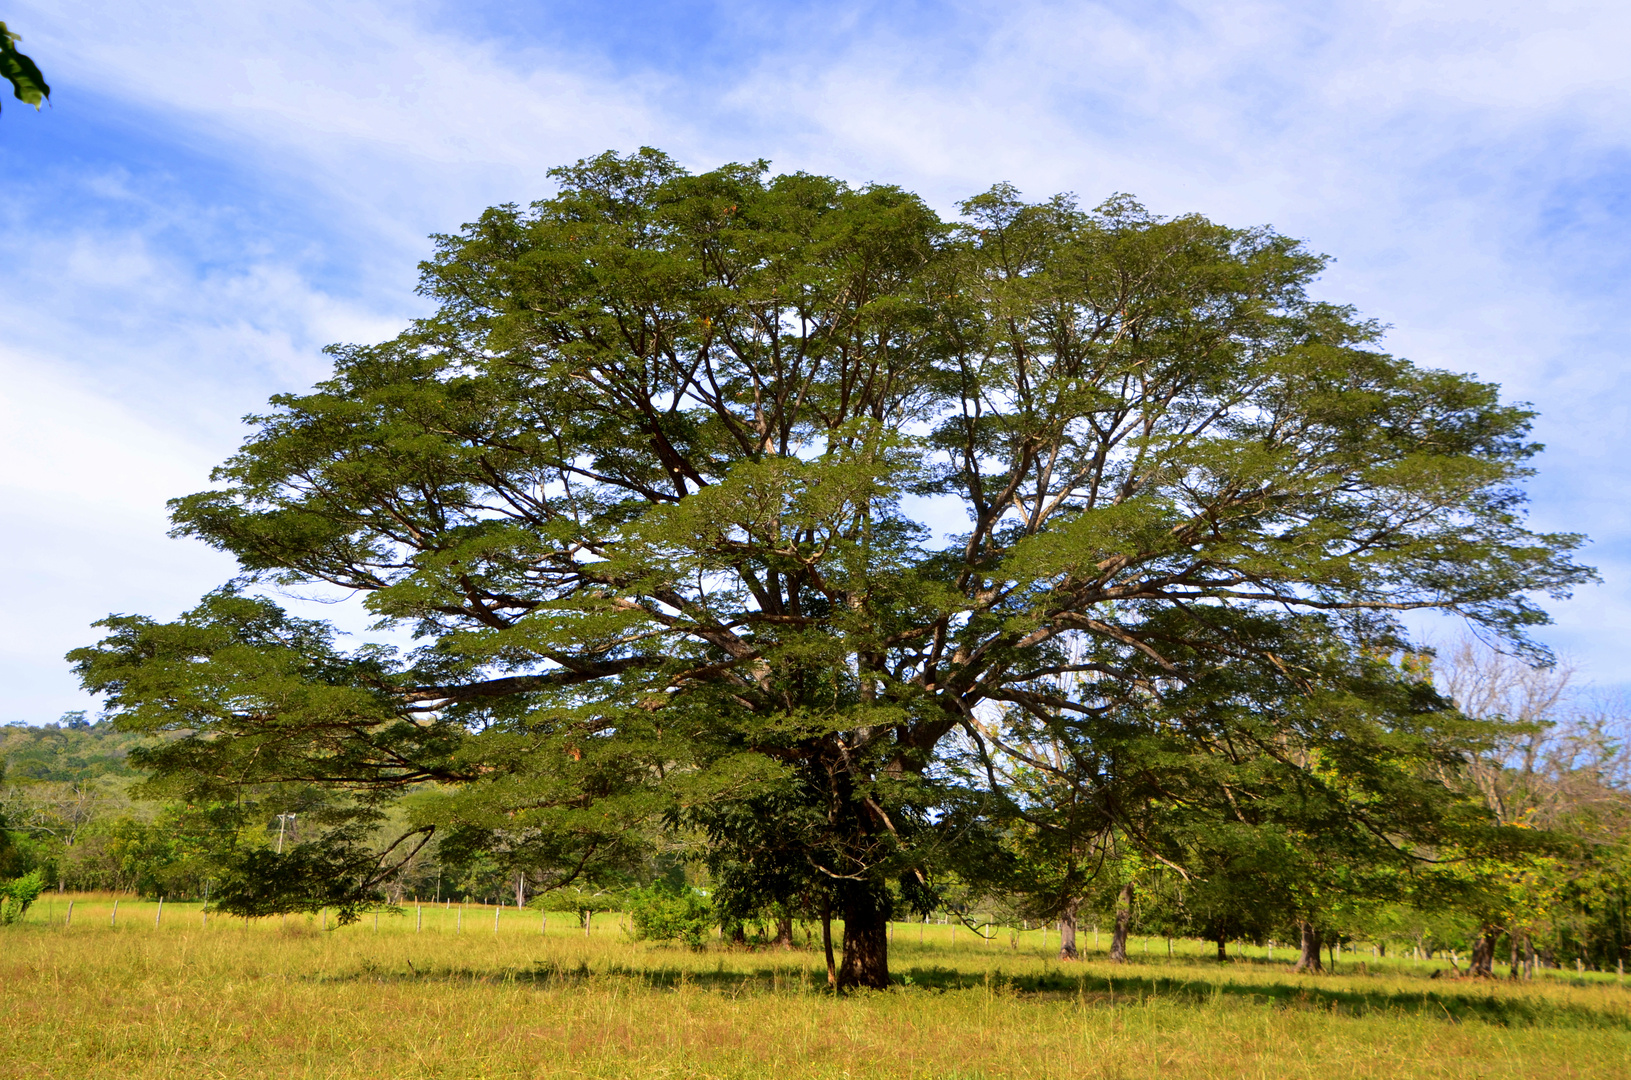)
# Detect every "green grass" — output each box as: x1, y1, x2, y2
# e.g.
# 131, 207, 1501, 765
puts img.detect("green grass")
3, 894, 1628, 1079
